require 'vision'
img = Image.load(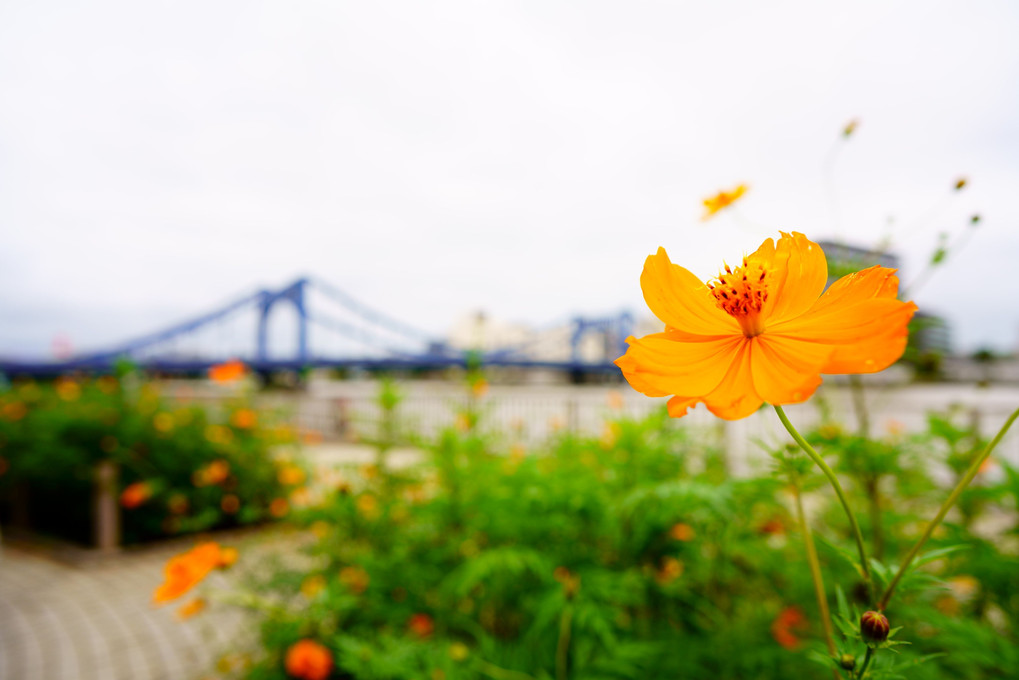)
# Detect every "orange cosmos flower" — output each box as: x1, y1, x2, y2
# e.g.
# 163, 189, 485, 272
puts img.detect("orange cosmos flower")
120, 482, 153, 509
701, 184, 748, 221
209, 359, 247, 383
616, 232, 917, 420
284, 640, 333, 680
231, 408, 257, 429
771, 605, 807, 650
153, 542, 226, 604
408, 613, 435, 638
176, 597, 206, 620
